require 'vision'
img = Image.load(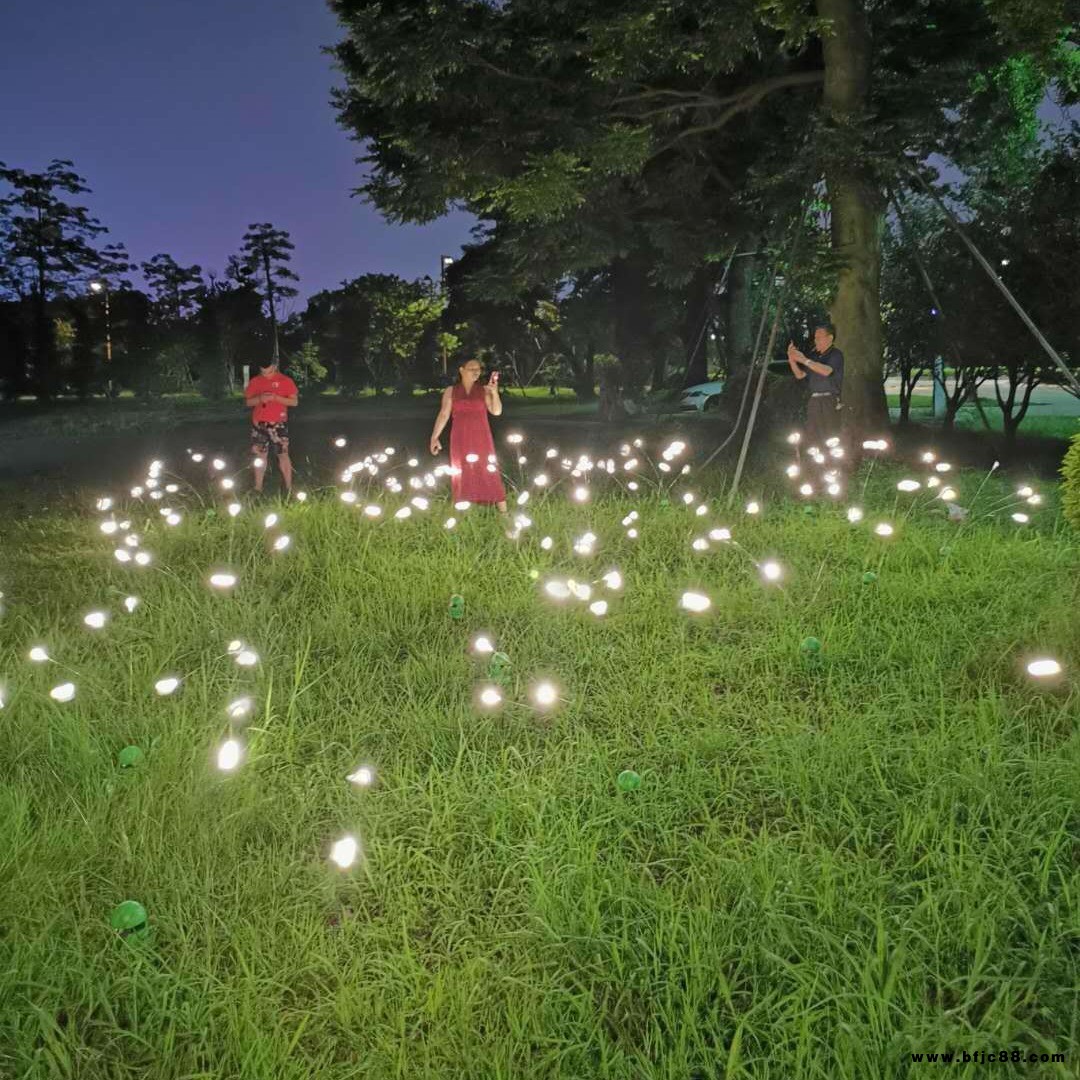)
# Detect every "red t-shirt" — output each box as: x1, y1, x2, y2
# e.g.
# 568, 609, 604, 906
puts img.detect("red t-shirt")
246, 373, 298, 424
